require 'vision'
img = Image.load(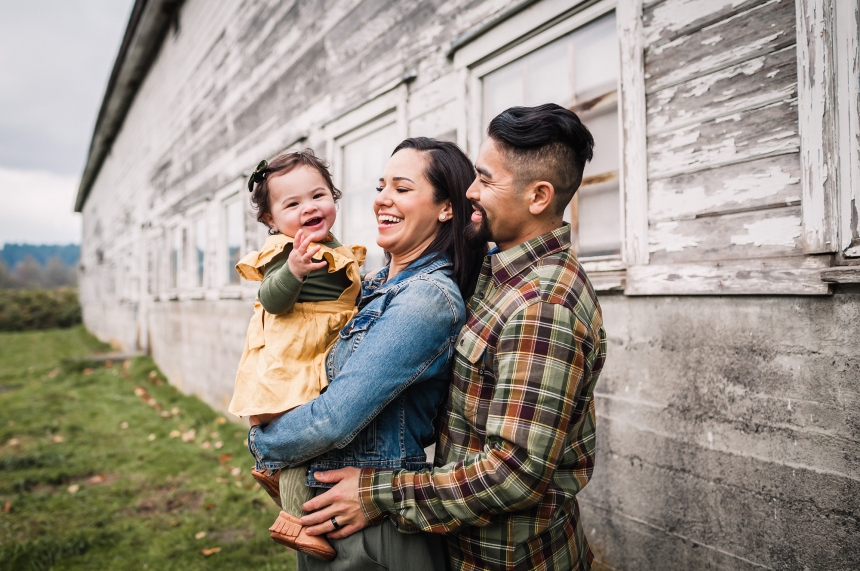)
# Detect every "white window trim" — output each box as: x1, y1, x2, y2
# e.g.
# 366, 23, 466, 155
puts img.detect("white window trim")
324, 83, 409, 241
795, 0, 860, 265
185, 202, 210, 299
217, 181, 252, 298
451, 0, 648, 286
